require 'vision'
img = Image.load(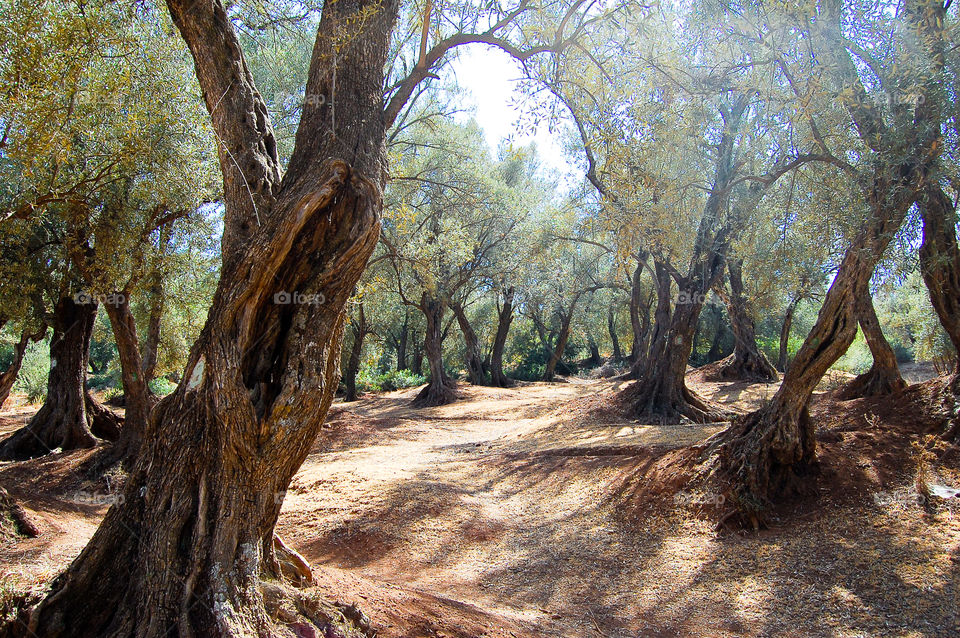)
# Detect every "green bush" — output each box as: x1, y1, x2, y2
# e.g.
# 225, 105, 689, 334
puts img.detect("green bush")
148, 377, 178, 396
356, 369, 426, 393
87, 369, 121, 391
12, 340, 49, 404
